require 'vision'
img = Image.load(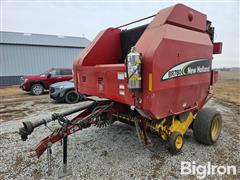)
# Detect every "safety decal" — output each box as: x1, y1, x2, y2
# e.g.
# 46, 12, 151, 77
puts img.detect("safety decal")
162, 59, 211, 81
